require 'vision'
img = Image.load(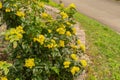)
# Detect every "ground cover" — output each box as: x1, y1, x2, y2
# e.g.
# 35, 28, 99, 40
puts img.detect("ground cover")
74, 12, 120, 80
